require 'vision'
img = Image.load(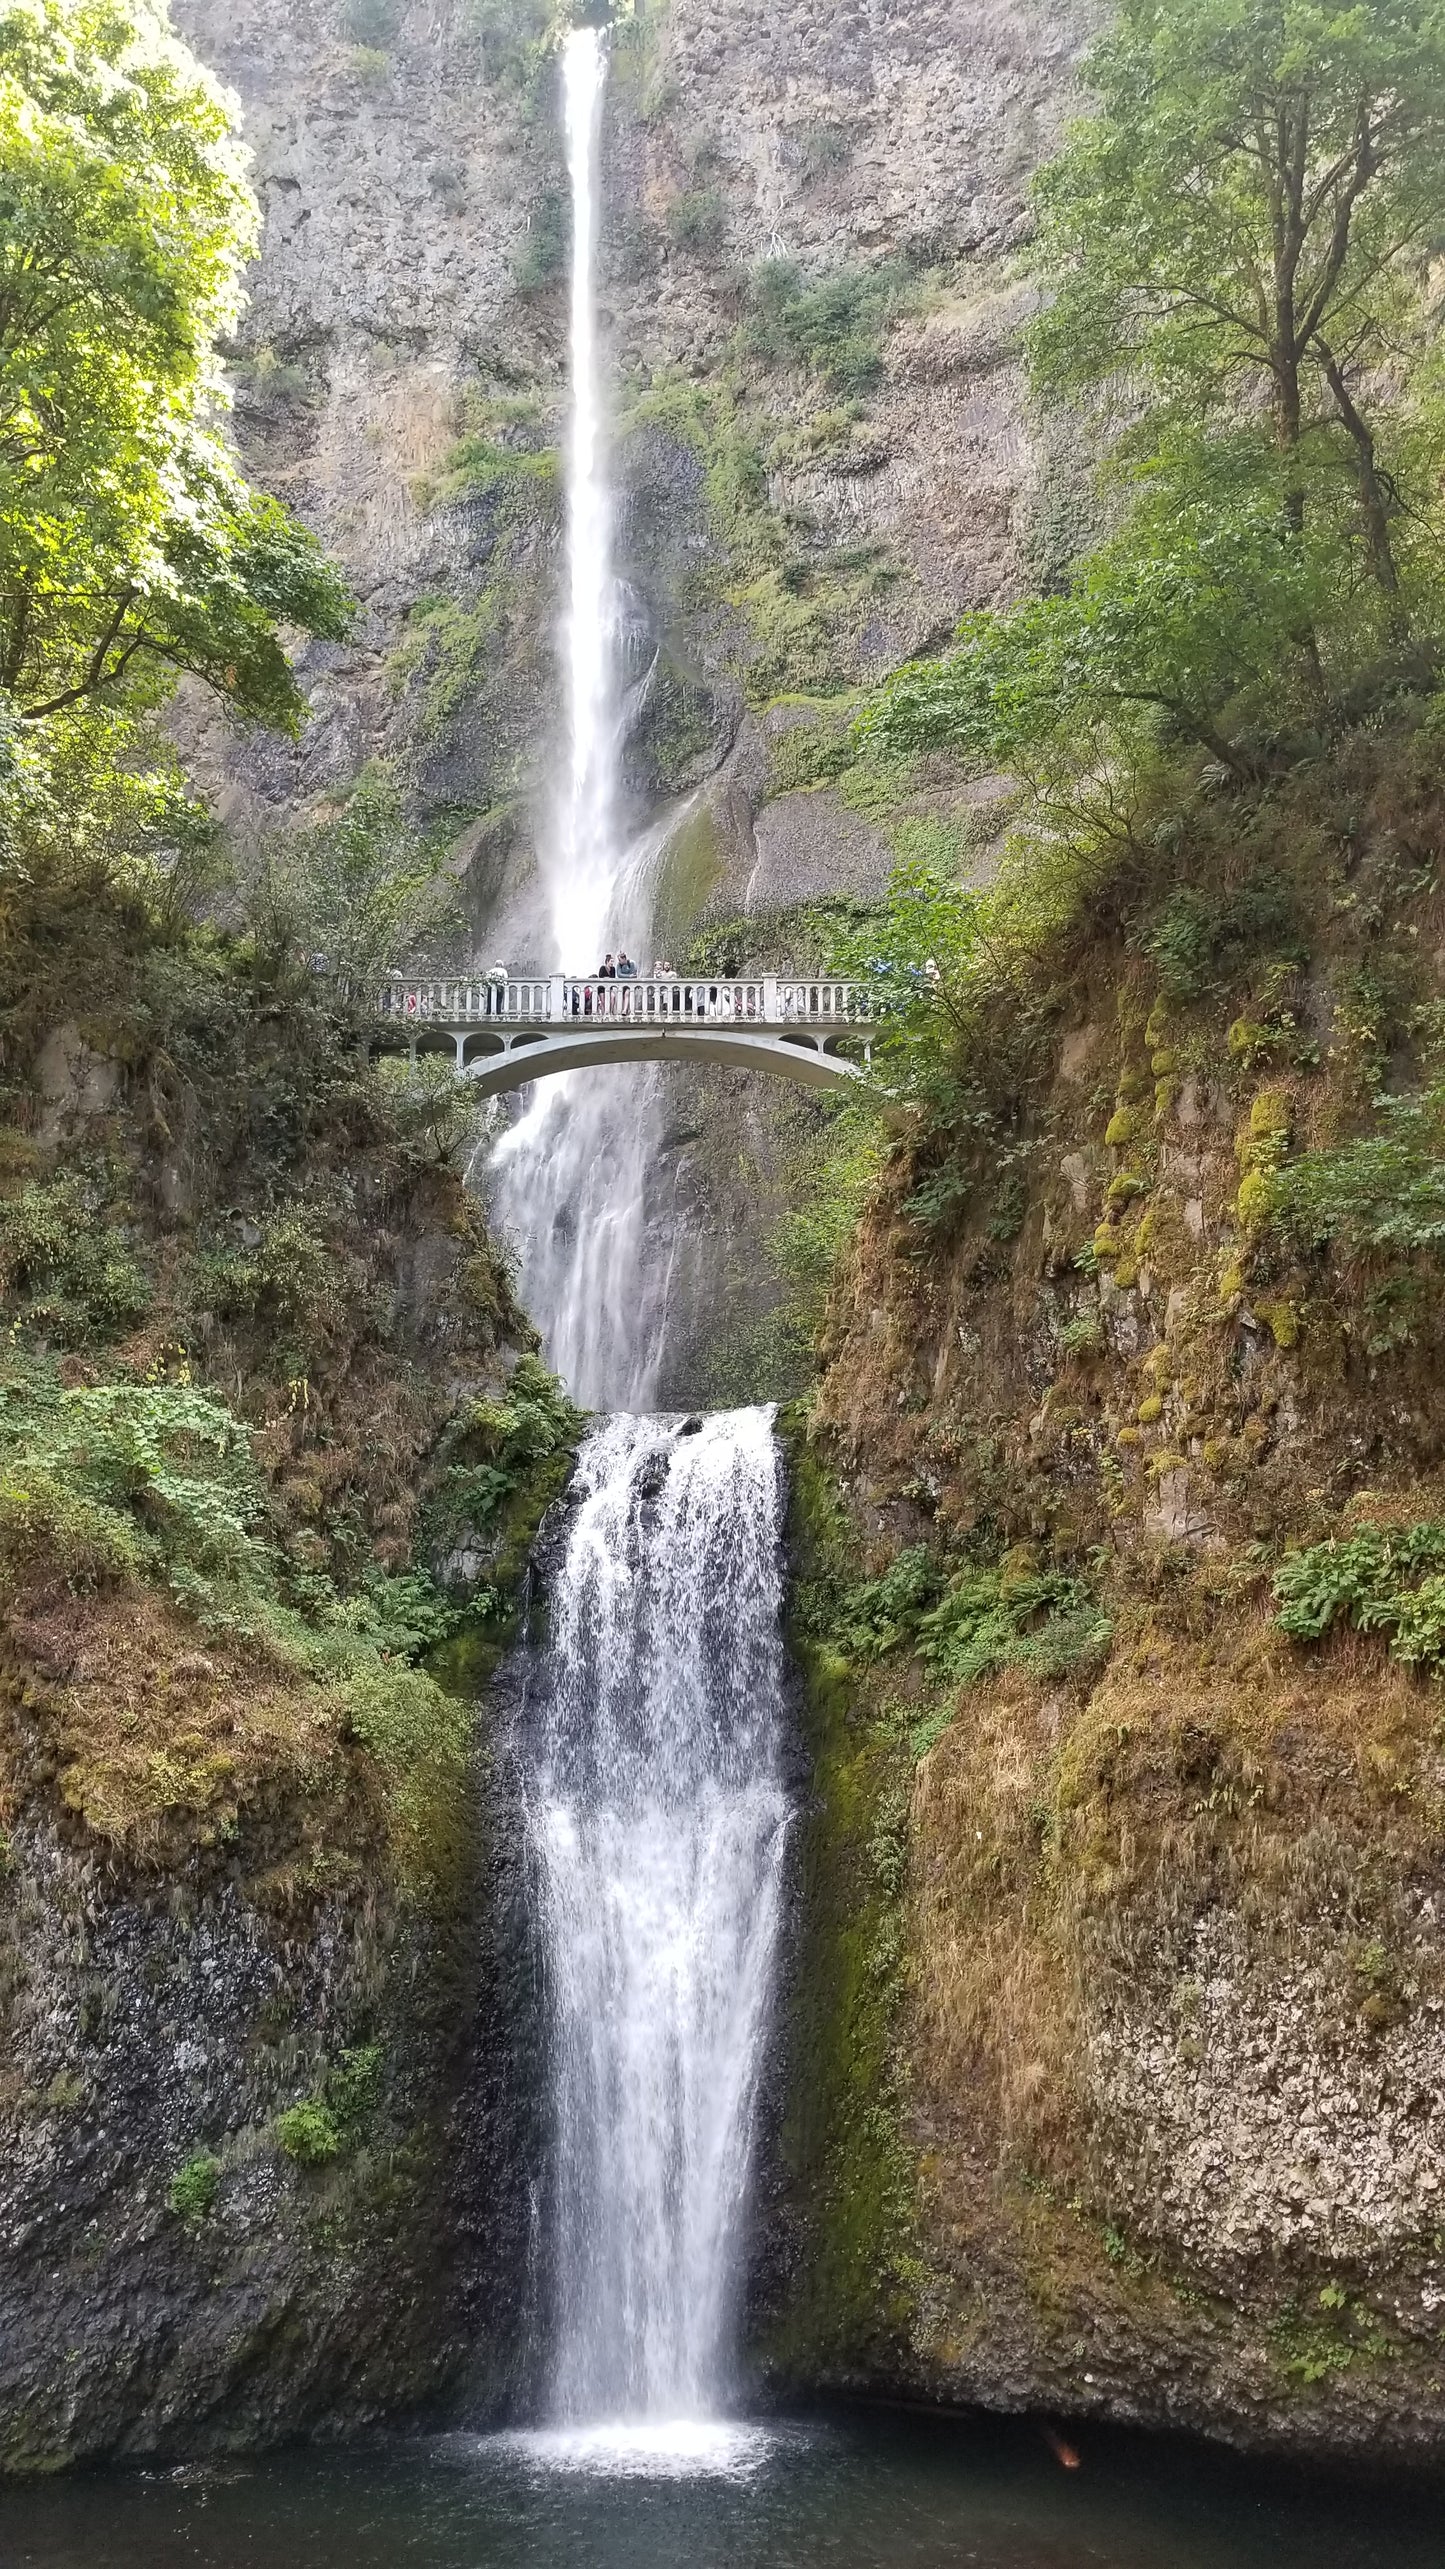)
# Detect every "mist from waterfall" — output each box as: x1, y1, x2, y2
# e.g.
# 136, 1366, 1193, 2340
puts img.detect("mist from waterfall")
489, 25, 668, 1413
522, 1410, 791, 2440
